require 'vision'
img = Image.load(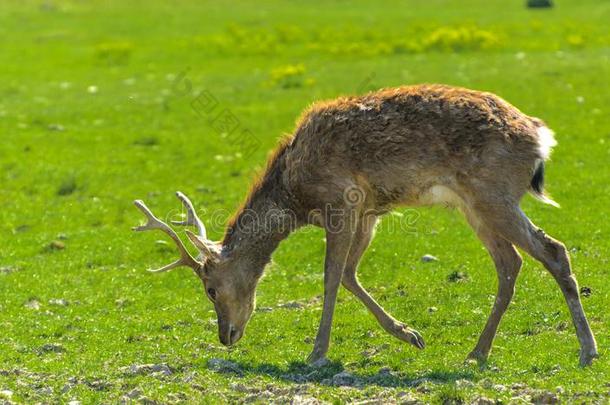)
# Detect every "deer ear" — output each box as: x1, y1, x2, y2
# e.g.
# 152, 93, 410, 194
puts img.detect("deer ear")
185, 230, 214, 257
